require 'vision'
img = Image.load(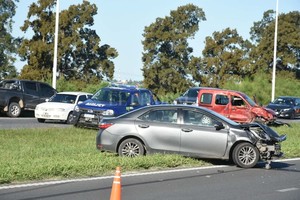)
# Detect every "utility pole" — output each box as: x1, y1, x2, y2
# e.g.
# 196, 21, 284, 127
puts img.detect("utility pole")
271, 0, 279, 102
52, 0, 60, 89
